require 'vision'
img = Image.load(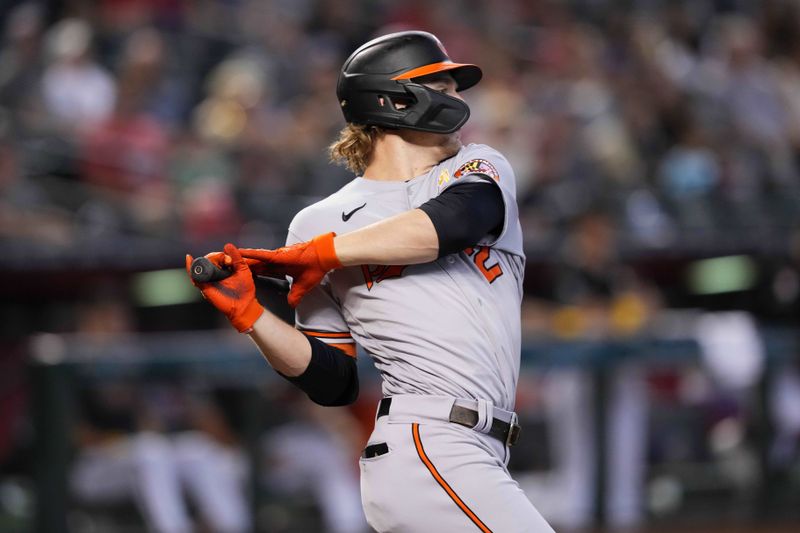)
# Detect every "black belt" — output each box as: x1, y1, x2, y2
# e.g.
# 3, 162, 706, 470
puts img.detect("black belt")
377, 397, 521, 447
